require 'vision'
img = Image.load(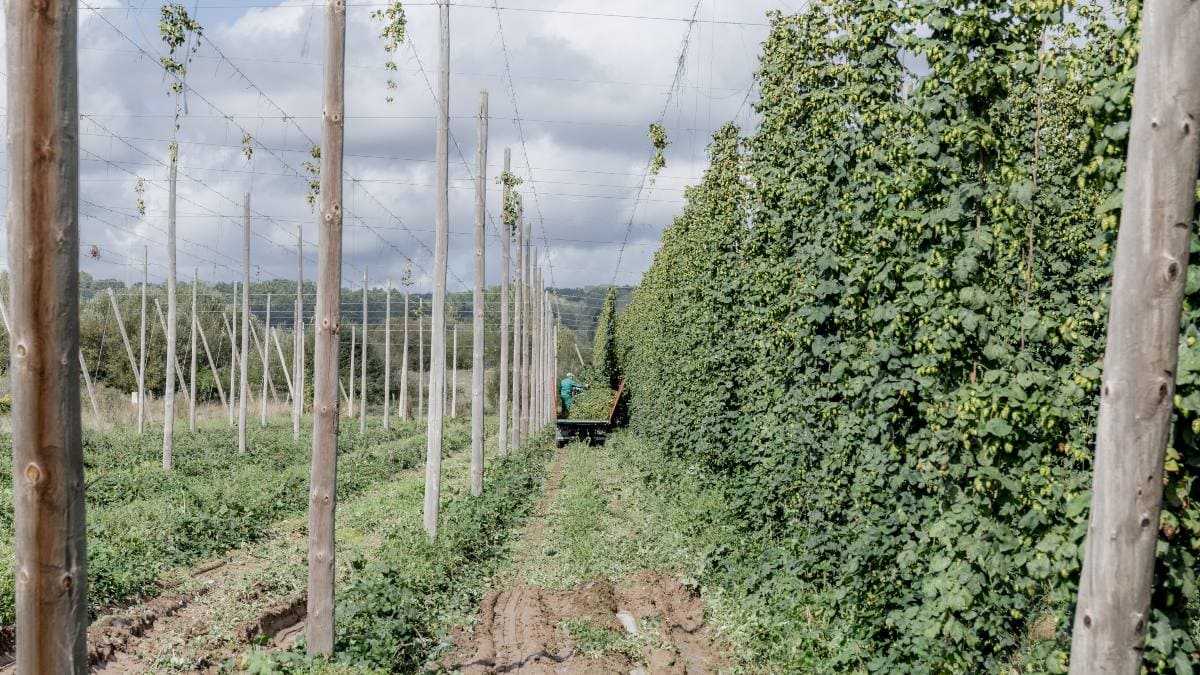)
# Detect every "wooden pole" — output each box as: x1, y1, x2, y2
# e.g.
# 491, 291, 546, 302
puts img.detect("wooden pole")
424, 0, 451, 538
360, 269, 368, 434
7, 0, 89, 665
499, 148, 511, 458
163, 144, 179, 470
294, 225, 304, 440
451, 324, 458, 418
384, 280, 392, 430
418, 303, 425, 421
229, 284, 237, 426
261, 293, 271, 425
107, 289, 141, 396
307, 0, 347, 654
79, 351, 99, 421
349, 325, 356, 418
196, 308, 227, 410
400, 290, 410, 420
521, 237, 531, 443
471, 90, 489, 495
189, 268, 198, 431
138, 246, 147, 434
272, 328, 296, 401
574, 342, 585, 369
532, 264, 540, 429
1070, 4, 1200, 672
239, 194, 251, 454
511, 210, 523, 453
153, 300, 192, 410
